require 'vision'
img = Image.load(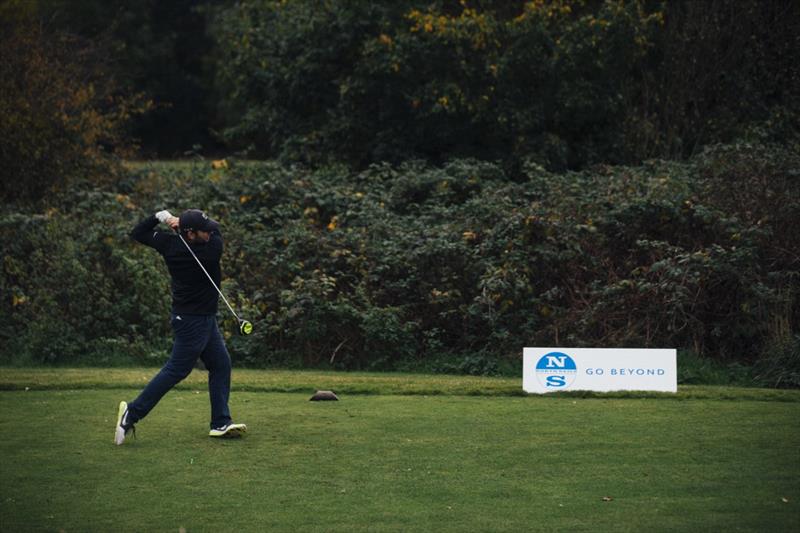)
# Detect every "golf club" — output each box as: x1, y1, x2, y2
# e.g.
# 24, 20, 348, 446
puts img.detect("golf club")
176, 231, 253, 335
